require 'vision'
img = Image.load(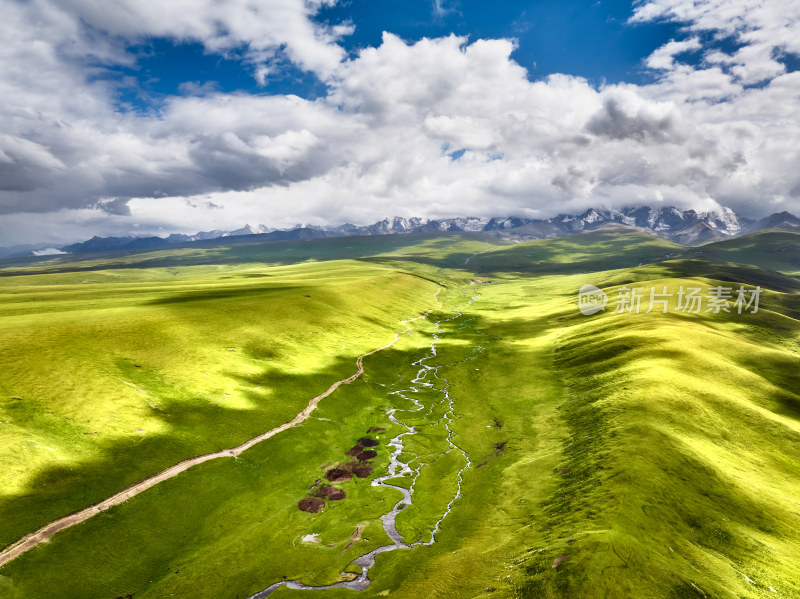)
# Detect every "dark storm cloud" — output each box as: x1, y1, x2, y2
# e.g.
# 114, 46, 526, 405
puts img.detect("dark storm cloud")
585, 97, 681, 144
0, 160, 45, 193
